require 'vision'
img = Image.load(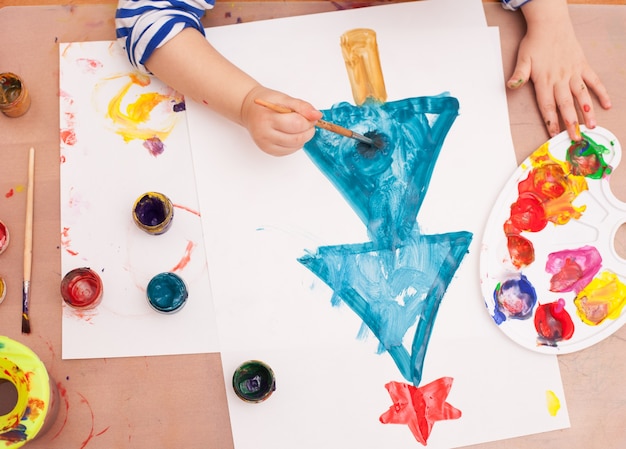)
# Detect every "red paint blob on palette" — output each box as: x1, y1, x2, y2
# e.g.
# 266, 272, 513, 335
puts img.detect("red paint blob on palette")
60, 267, 103, 309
